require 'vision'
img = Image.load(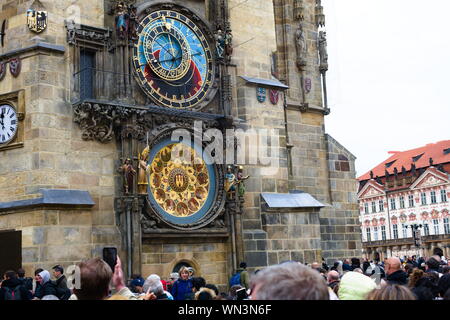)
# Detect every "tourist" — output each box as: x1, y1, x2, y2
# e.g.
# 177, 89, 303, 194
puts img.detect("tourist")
186, 277, 206, 300
33, 270, 58, 300
384, 257, 407, 286
366, 284, 416, 300
342, 259, 352, 272
0, 270, 30, 300
338, 271, 376, 300
426, 257, 442, 277
142, 274, 169, 300
230, 262, 250, 289
437, 273, 450, 299
170, 266, 193, 300
249, 262, 329, 300
229, 284, 244, 300
327, 270, 340, 292
195, 287, 216, 300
